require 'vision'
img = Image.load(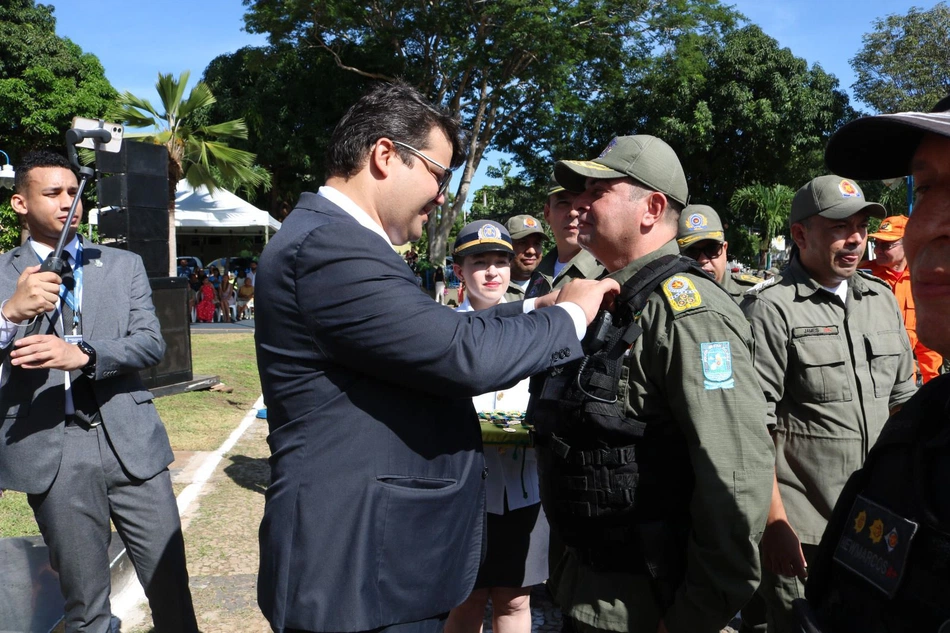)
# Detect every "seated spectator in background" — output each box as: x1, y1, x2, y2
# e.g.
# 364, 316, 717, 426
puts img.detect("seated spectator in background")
248, 261, 258, 287
177, 258, 191, 277
196, 274, 217, 323
219, 272, 236, 323
236, 277, 254, 320
864, 215, 943, 383
208, 267, 222, 291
